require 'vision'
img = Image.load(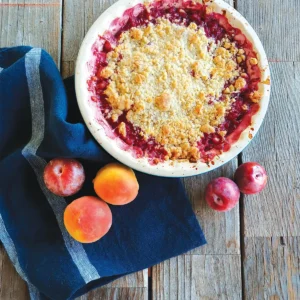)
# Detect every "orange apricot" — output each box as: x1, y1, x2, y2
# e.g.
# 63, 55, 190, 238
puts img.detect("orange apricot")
64, 196, 112, 243
93, 163, 139, 205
